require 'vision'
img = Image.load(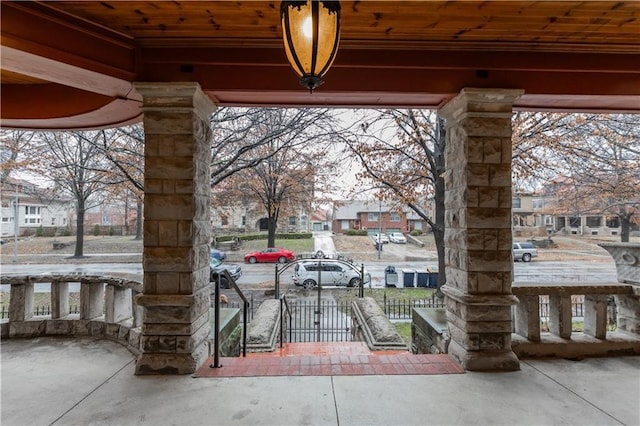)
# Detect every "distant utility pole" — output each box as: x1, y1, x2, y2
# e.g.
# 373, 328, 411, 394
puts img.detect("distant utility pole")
13, 191, 19, 263
378, 198, 382, 260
